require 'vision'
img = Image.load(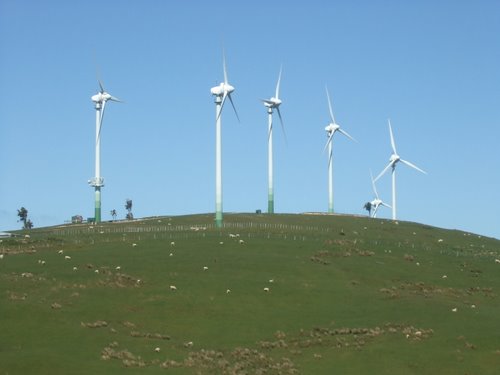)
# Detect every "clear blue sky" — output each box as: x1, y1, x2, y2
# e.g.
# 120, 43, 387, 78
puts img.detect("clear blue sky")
1, 1, 499, 239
